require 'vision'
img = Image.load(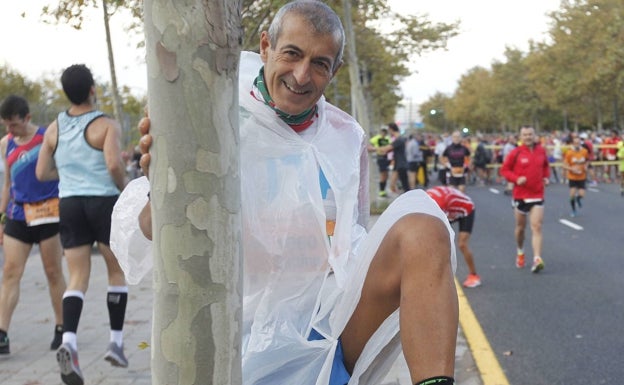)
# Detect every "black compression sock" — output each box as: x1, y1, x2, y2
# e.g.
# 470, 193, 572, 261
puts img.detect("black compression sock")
63, 295, 84, 333
107, 290, 128, 331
